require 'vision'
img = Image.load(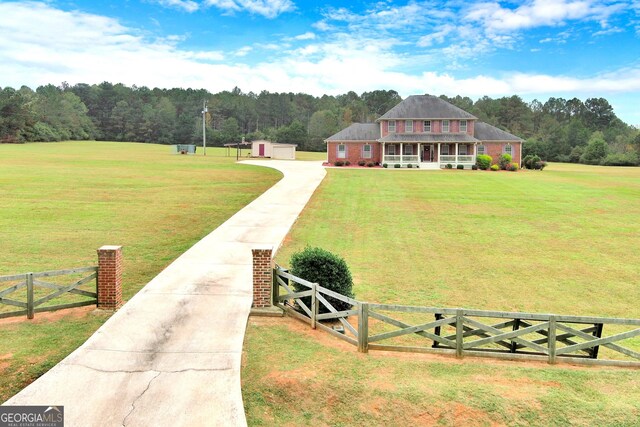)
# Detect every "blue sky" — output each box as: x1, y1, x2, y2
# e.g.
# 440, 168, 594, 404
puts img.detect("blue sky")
0, 0, 639, 125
